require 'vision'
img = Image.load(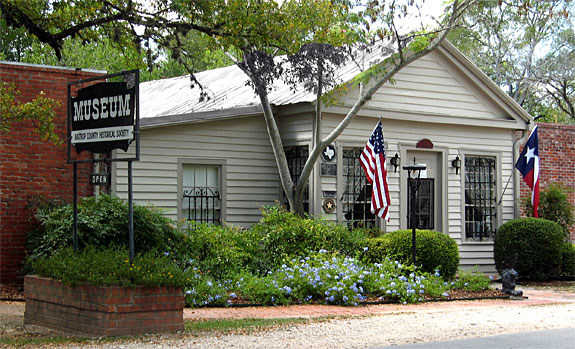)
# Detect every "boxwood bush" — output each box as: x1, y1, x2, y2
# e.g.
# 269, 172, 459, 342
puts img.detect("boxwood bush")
494, 218, 564, 280
26, 194, 181, 267
361, 230, 459, 279
560, 243, 575, 277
